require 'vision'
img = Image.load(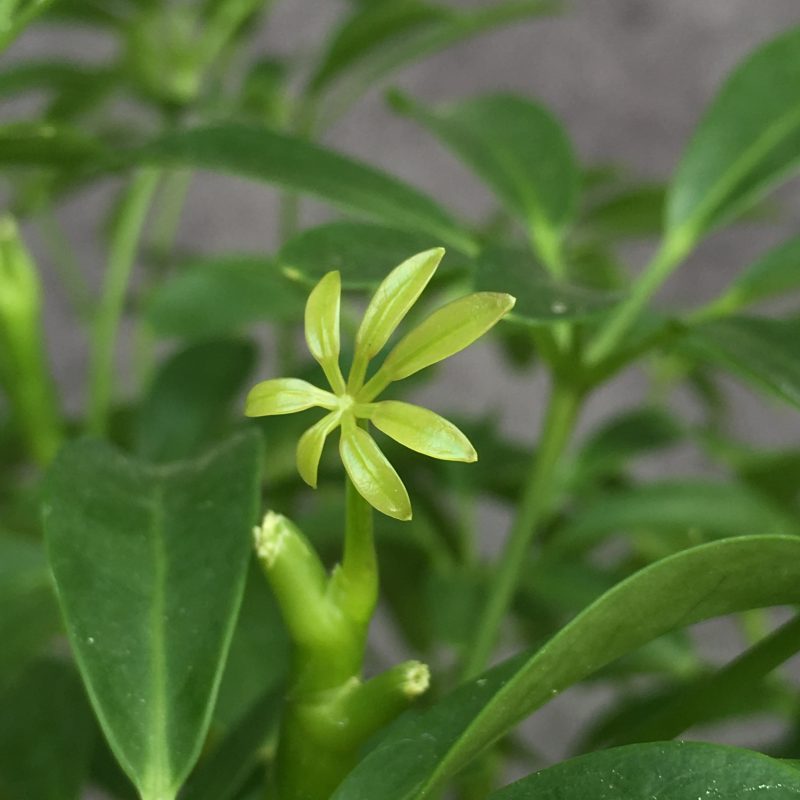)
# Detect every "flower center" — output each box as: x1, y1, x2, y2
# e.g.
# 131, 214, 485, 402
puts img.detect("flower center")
337, 393, 356, 414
